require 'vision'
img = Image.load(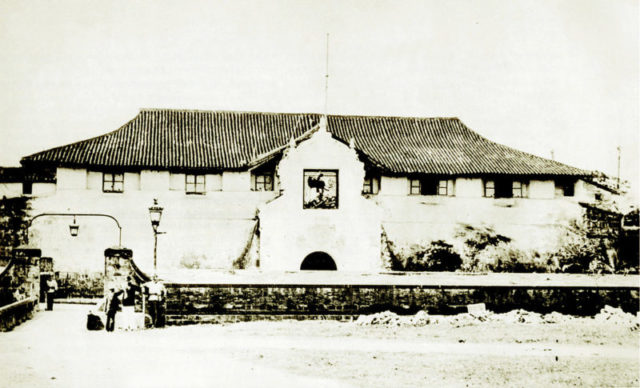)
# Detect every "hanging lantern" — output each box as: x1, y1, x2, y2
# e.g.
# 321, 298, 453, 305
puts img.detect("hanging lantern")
69, 217, 79, 237
148, 198, 163, 231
